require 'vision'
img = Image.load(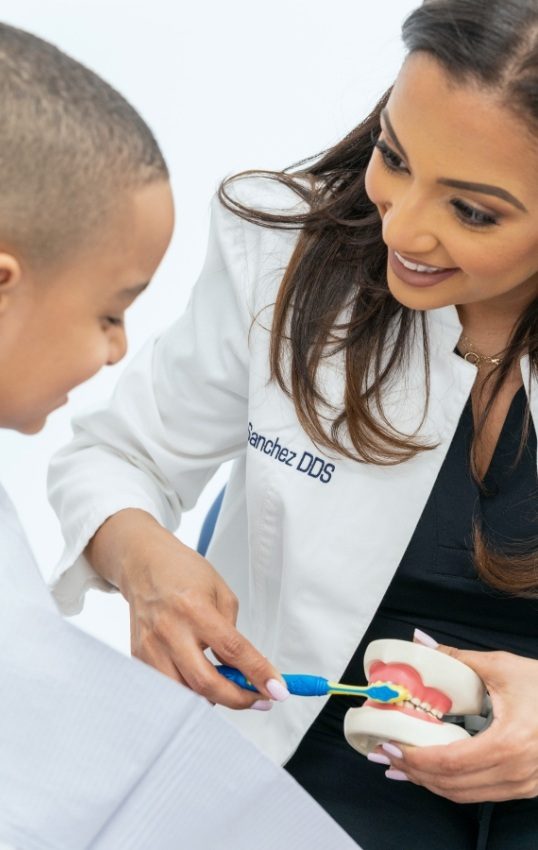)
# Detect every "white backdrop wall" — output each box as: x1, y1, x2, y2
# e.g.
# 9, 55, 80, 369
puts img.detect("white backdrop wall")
0, 0, 417, 654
